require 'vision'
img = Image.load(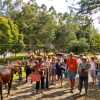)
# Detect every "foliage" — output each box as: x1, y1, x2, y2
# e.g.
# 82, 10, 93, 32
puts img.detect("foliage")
12, 2, 57, 51
67, 38, 89, 53
78, 38, 89, 52
0, 16, 24, 54
78, 0, 100, 14
0, 0, 100, 55
90, 33, 100, 52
